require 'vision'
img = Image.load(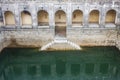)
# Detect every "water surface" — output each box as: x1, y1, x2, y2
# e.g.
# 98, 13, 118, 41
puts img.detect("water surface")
0, 46, 120, 80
